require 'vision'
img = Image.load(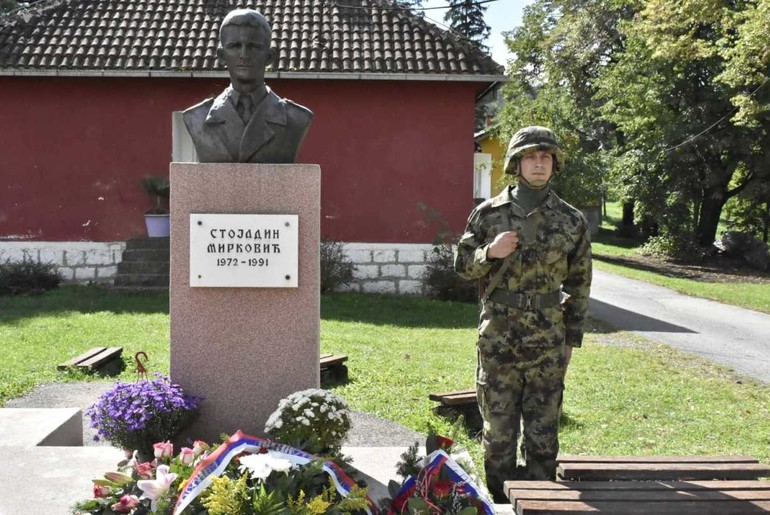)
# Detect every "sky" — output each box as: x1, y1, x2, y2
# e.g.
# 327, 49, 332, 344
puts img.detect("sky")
421, 0, 533, 66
